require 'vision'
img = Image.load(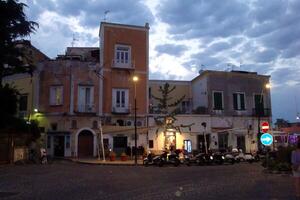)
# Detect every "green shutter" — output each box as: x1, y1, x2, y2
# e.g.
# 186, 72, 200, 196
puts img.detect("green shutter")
233, 93, 238, 110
